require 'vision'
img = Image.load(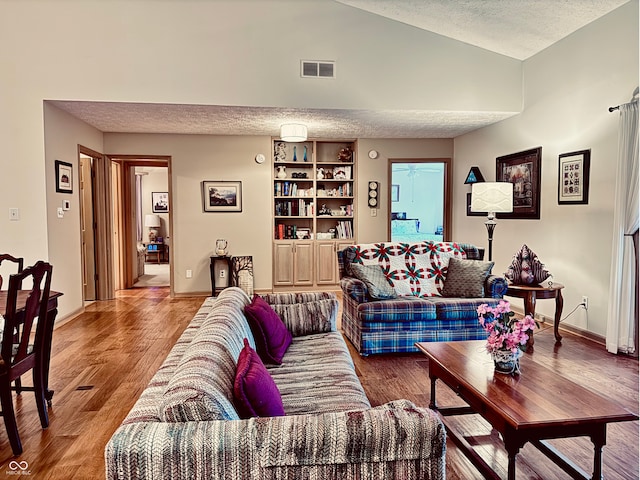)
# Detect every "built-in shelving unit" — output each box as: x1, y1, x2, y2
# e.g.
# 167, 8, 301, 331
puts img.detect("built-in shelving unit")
272, 139, 357, 288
